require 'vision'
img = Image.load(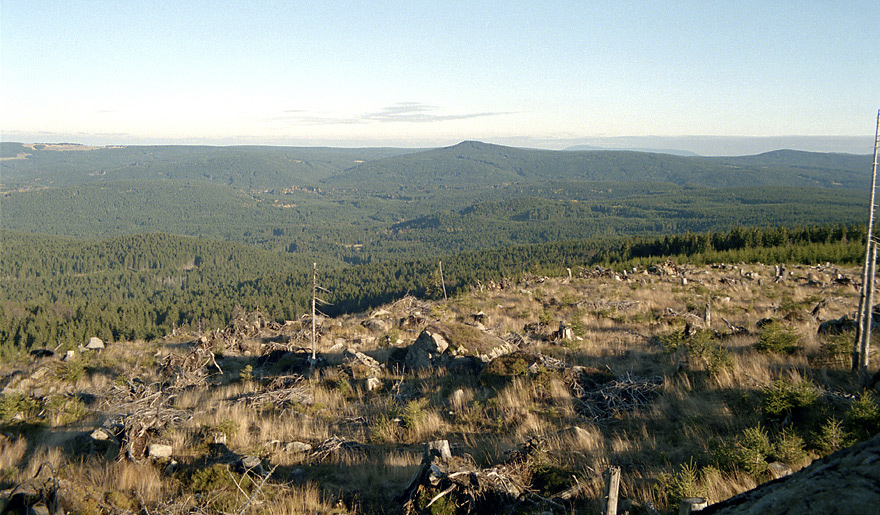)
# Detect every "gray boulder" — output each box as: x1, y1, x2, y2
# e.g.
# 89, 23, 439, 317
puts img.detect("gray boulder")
85, 337, 105, 350
405, 330, 449, 371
